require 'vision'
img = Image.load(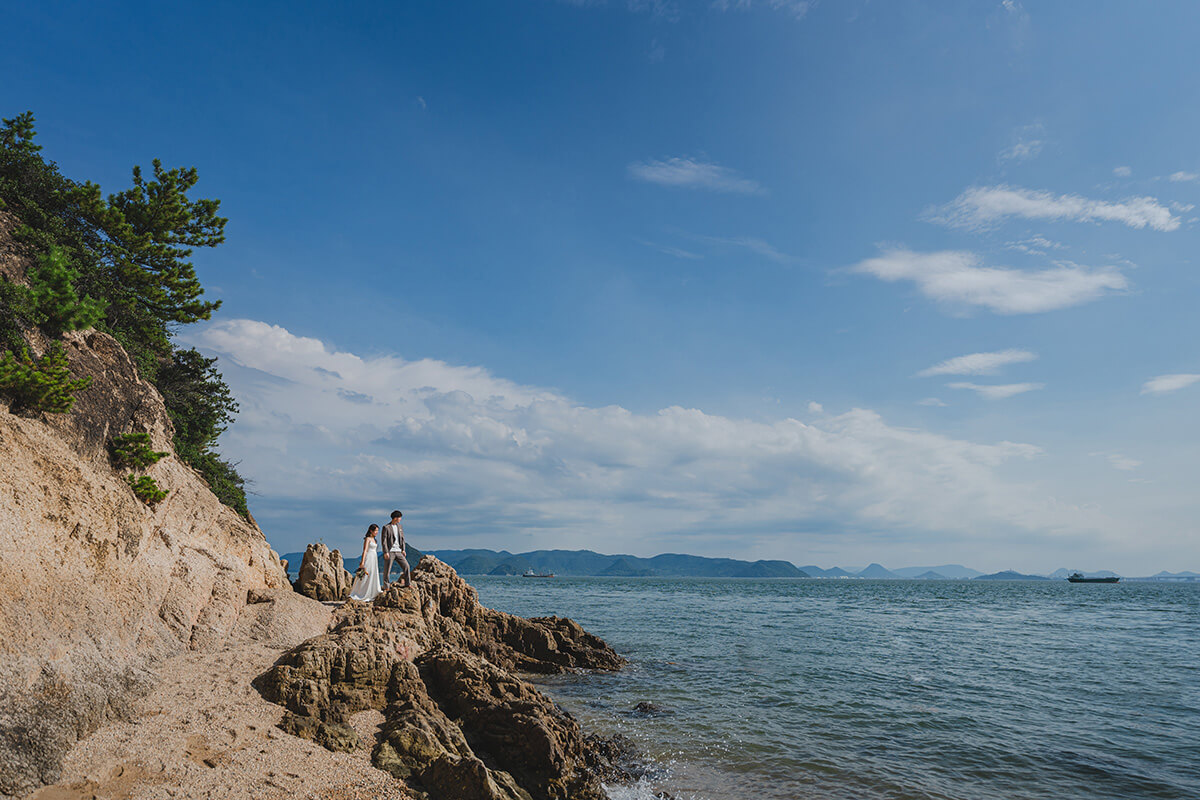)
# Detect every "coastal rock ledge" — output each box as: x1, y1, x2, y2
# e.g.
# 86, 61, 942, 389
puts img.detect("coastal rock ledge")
257, 555, 627, 800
